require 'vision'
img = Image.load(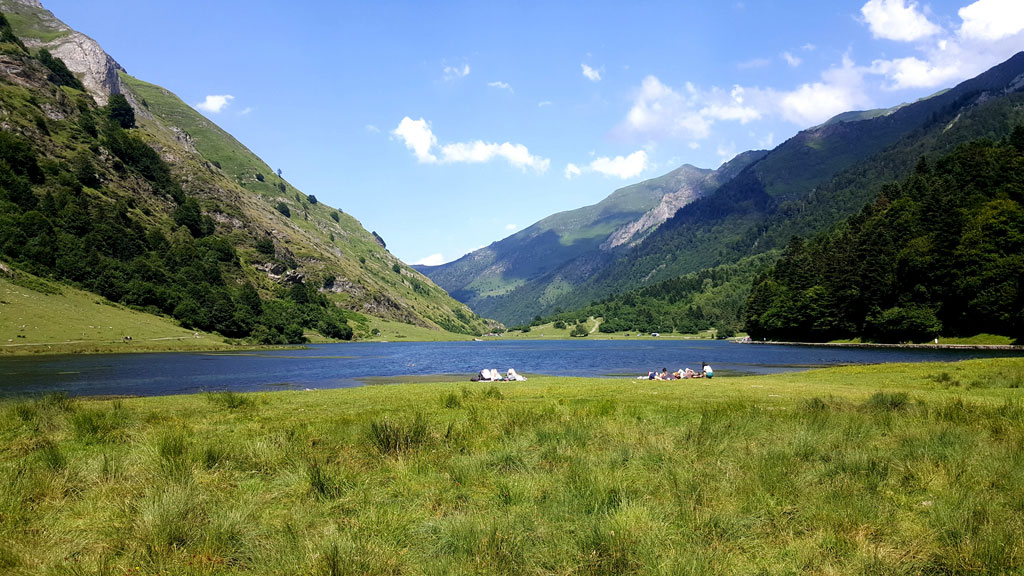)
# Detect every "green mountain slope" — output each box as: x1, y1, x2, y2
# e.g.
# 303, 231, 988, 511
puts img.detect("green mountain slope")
563, 52, 1024, 311
0, 1, 490, 342
744, 135, 1024, 343
419, 150, 766, 324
